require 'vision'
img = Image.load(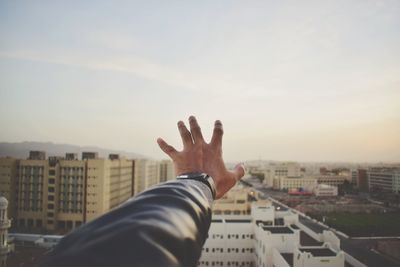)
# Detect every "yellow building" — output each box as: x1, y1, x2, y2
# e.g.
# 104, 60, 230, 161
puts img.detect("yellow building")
159, 160, 175, 183
213, 184, 254, 215
0, 151, 135, 234
0, 158, 17, 219
133, 159, 160, 195
273, 177, 318, 190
